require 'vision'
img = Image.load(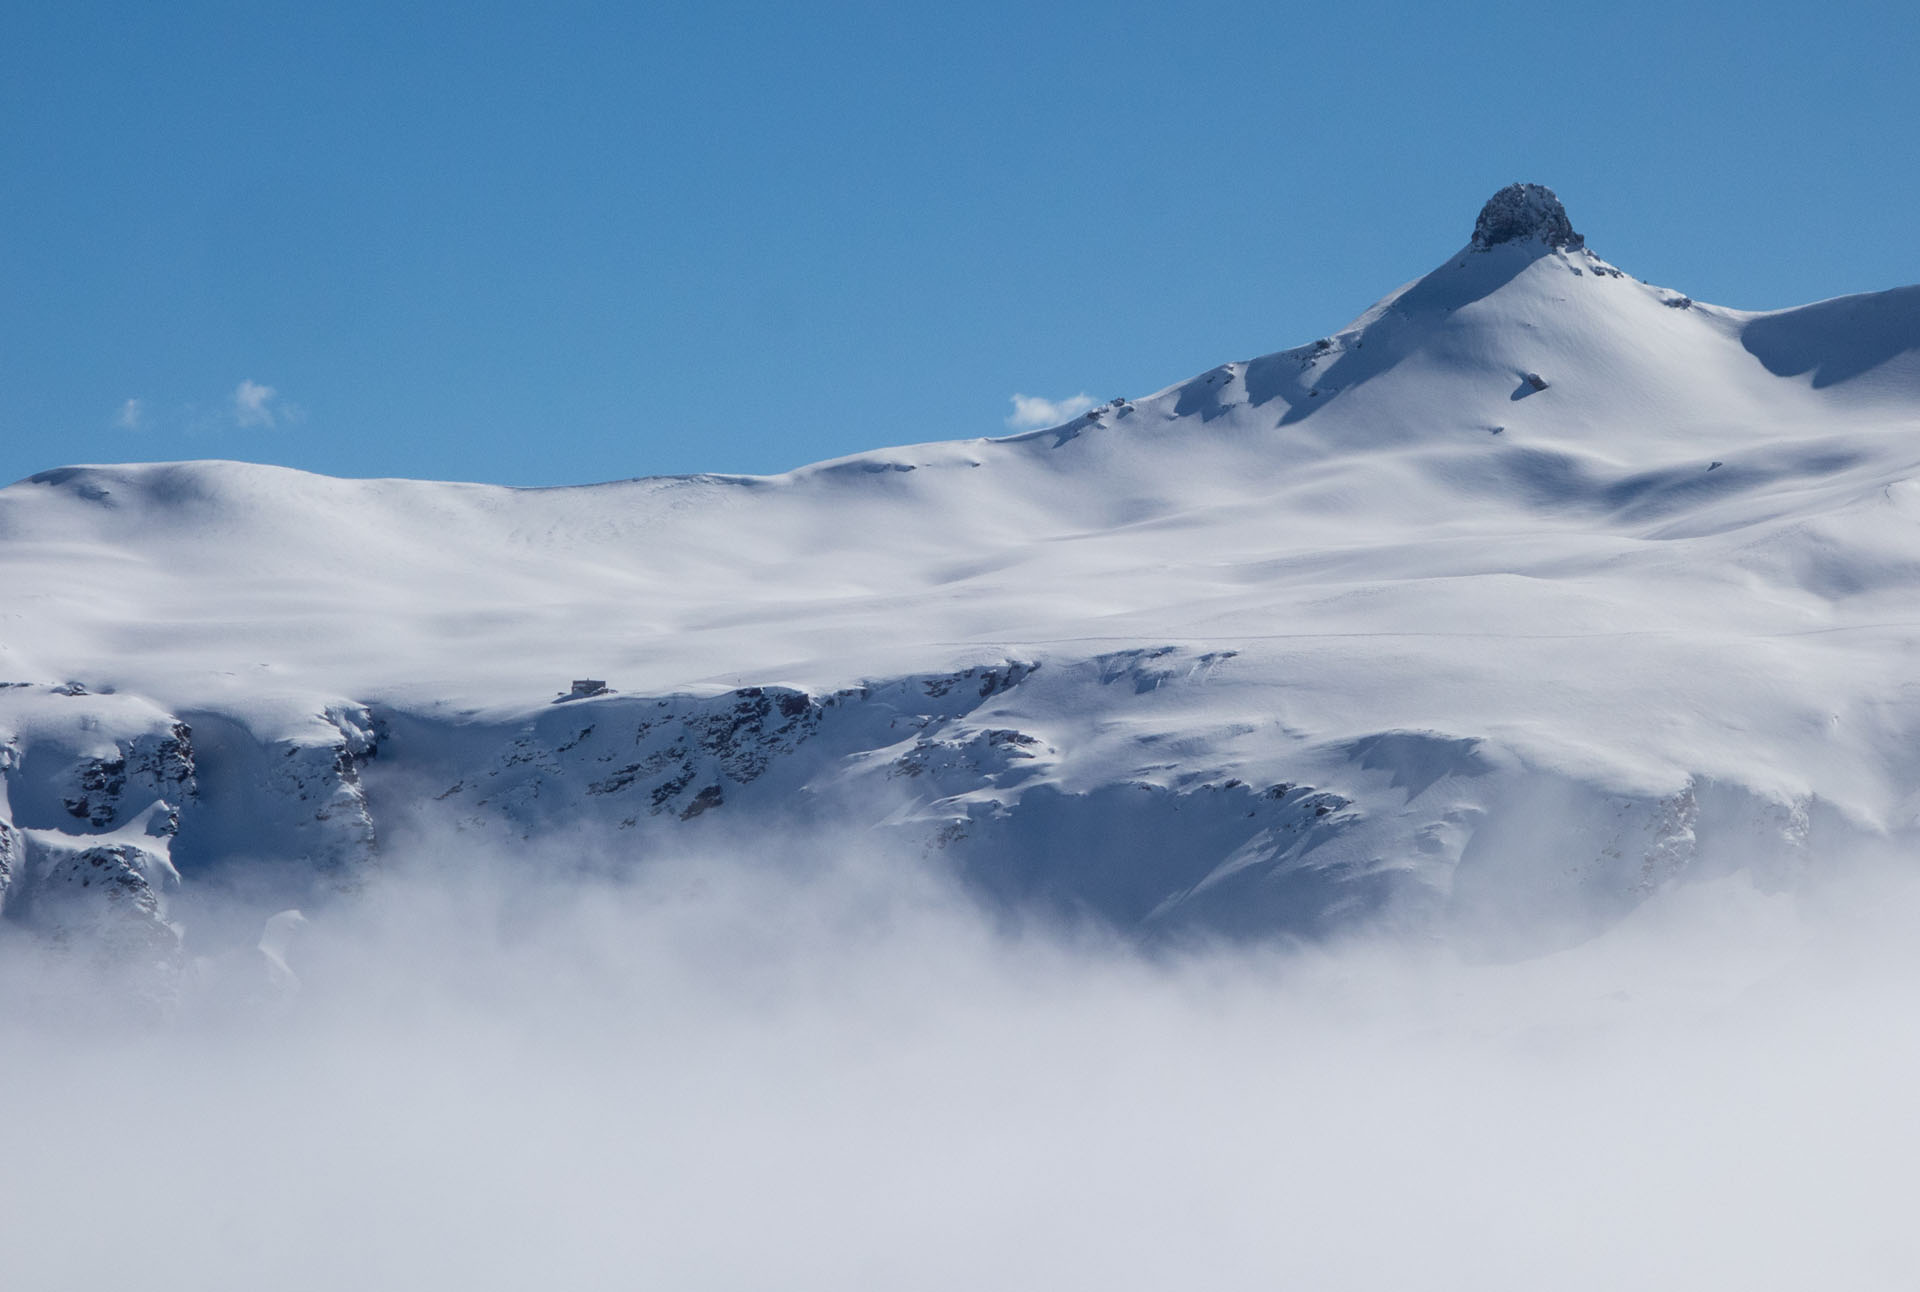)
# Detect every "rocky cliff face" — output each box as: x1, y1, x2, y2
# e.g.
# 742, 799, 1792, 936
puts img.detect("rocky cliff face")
0, 690, 381, 962
258, 705, 381, 879
25, 839, 179, 958
0, 649, 1845, 966
202, 649, 1821, 949
60, 722, 195, 830
0, 818, 18, 915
